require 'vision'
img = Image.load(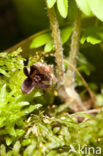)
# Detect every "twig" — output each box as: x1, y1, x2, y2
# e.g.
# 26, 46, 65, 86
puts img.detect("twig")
7, 29, 50, 53
81, 108, 102, 114
70, 108, 102, 117
7, 22, 72, 53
